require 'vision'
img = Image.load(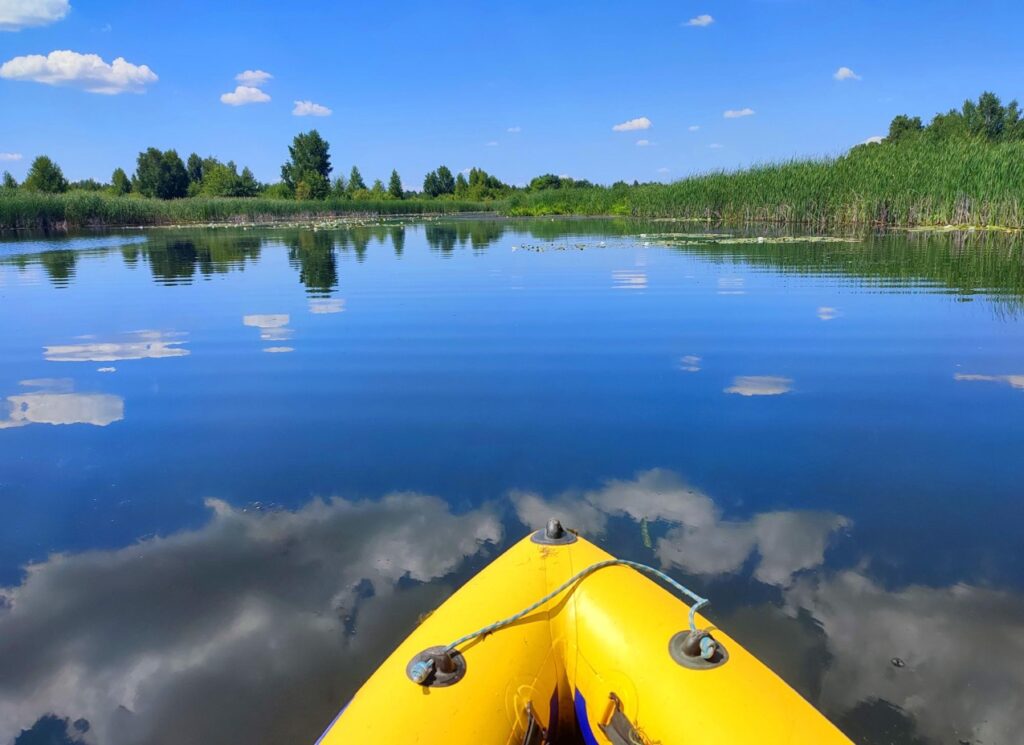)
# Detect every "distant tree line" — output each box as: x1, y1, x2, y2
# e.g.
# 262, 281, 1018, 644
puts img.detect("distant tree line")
883, 91, 1024, 144
0, 128, 614, 203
